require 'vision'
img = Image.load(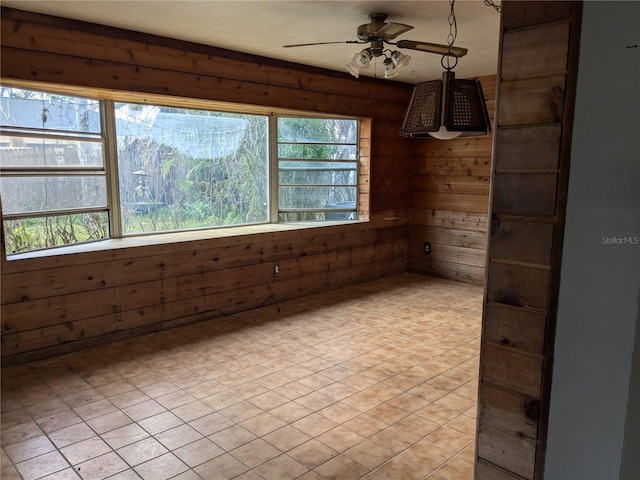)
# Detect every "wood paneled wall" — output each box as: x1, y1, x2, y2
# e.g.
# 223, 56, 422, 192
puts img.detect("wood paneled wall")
0, 8, 412, 364
1, 223, 408, 364
407, 76, 496, 285
475, 2, 582, 479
